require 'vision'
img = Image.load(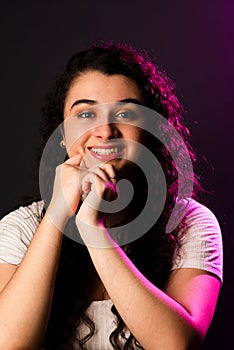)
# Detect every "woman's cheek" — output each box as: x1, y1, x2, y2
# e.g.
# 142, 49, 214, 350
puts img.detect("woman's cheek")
64, 117, 89, 151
